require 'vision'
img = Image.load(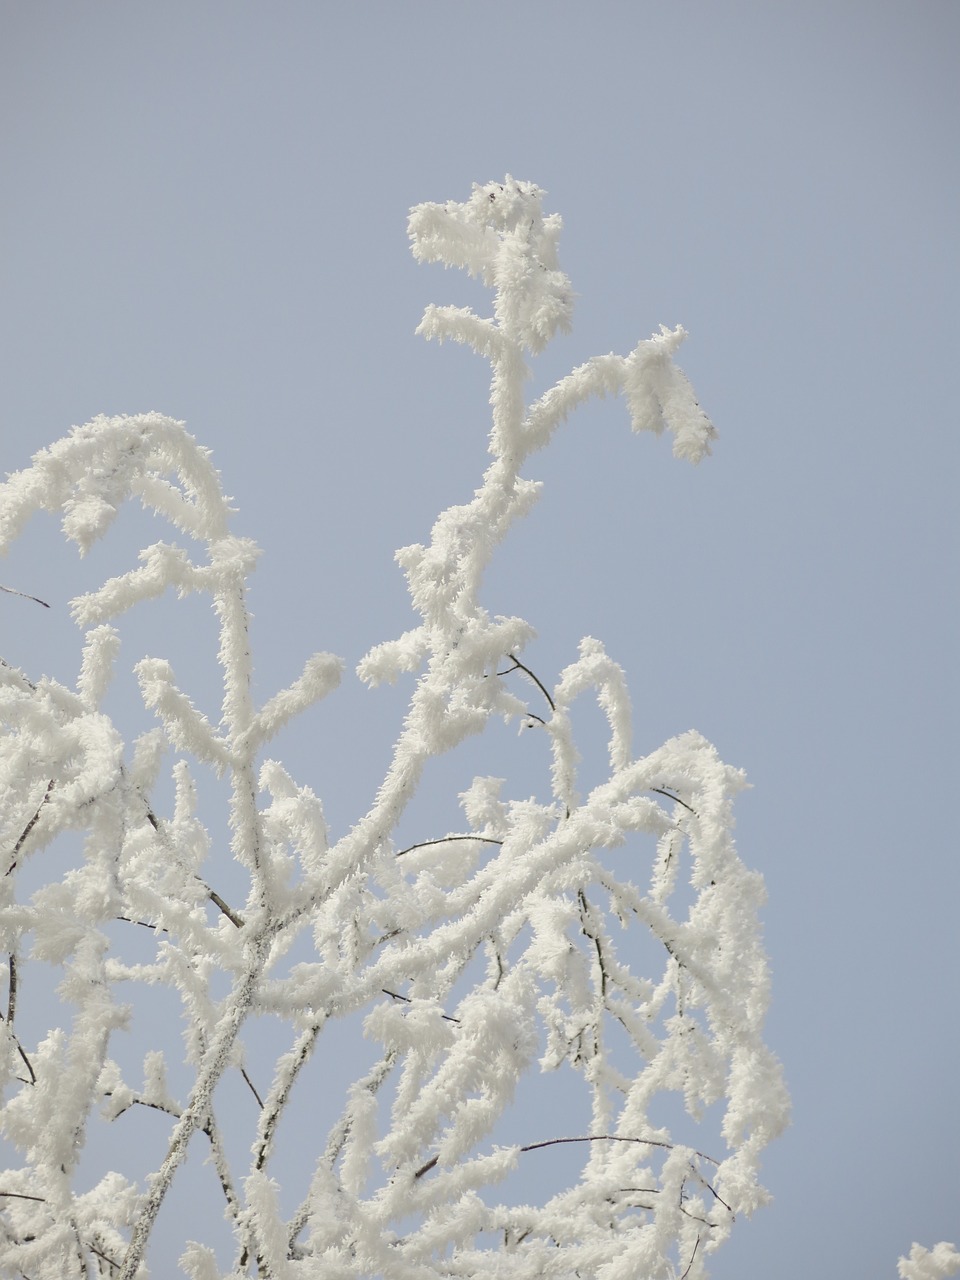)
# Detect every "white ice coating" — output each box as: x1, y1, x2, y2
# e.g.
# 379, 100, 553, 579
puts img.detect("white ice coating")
0, 177, 861, 1280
